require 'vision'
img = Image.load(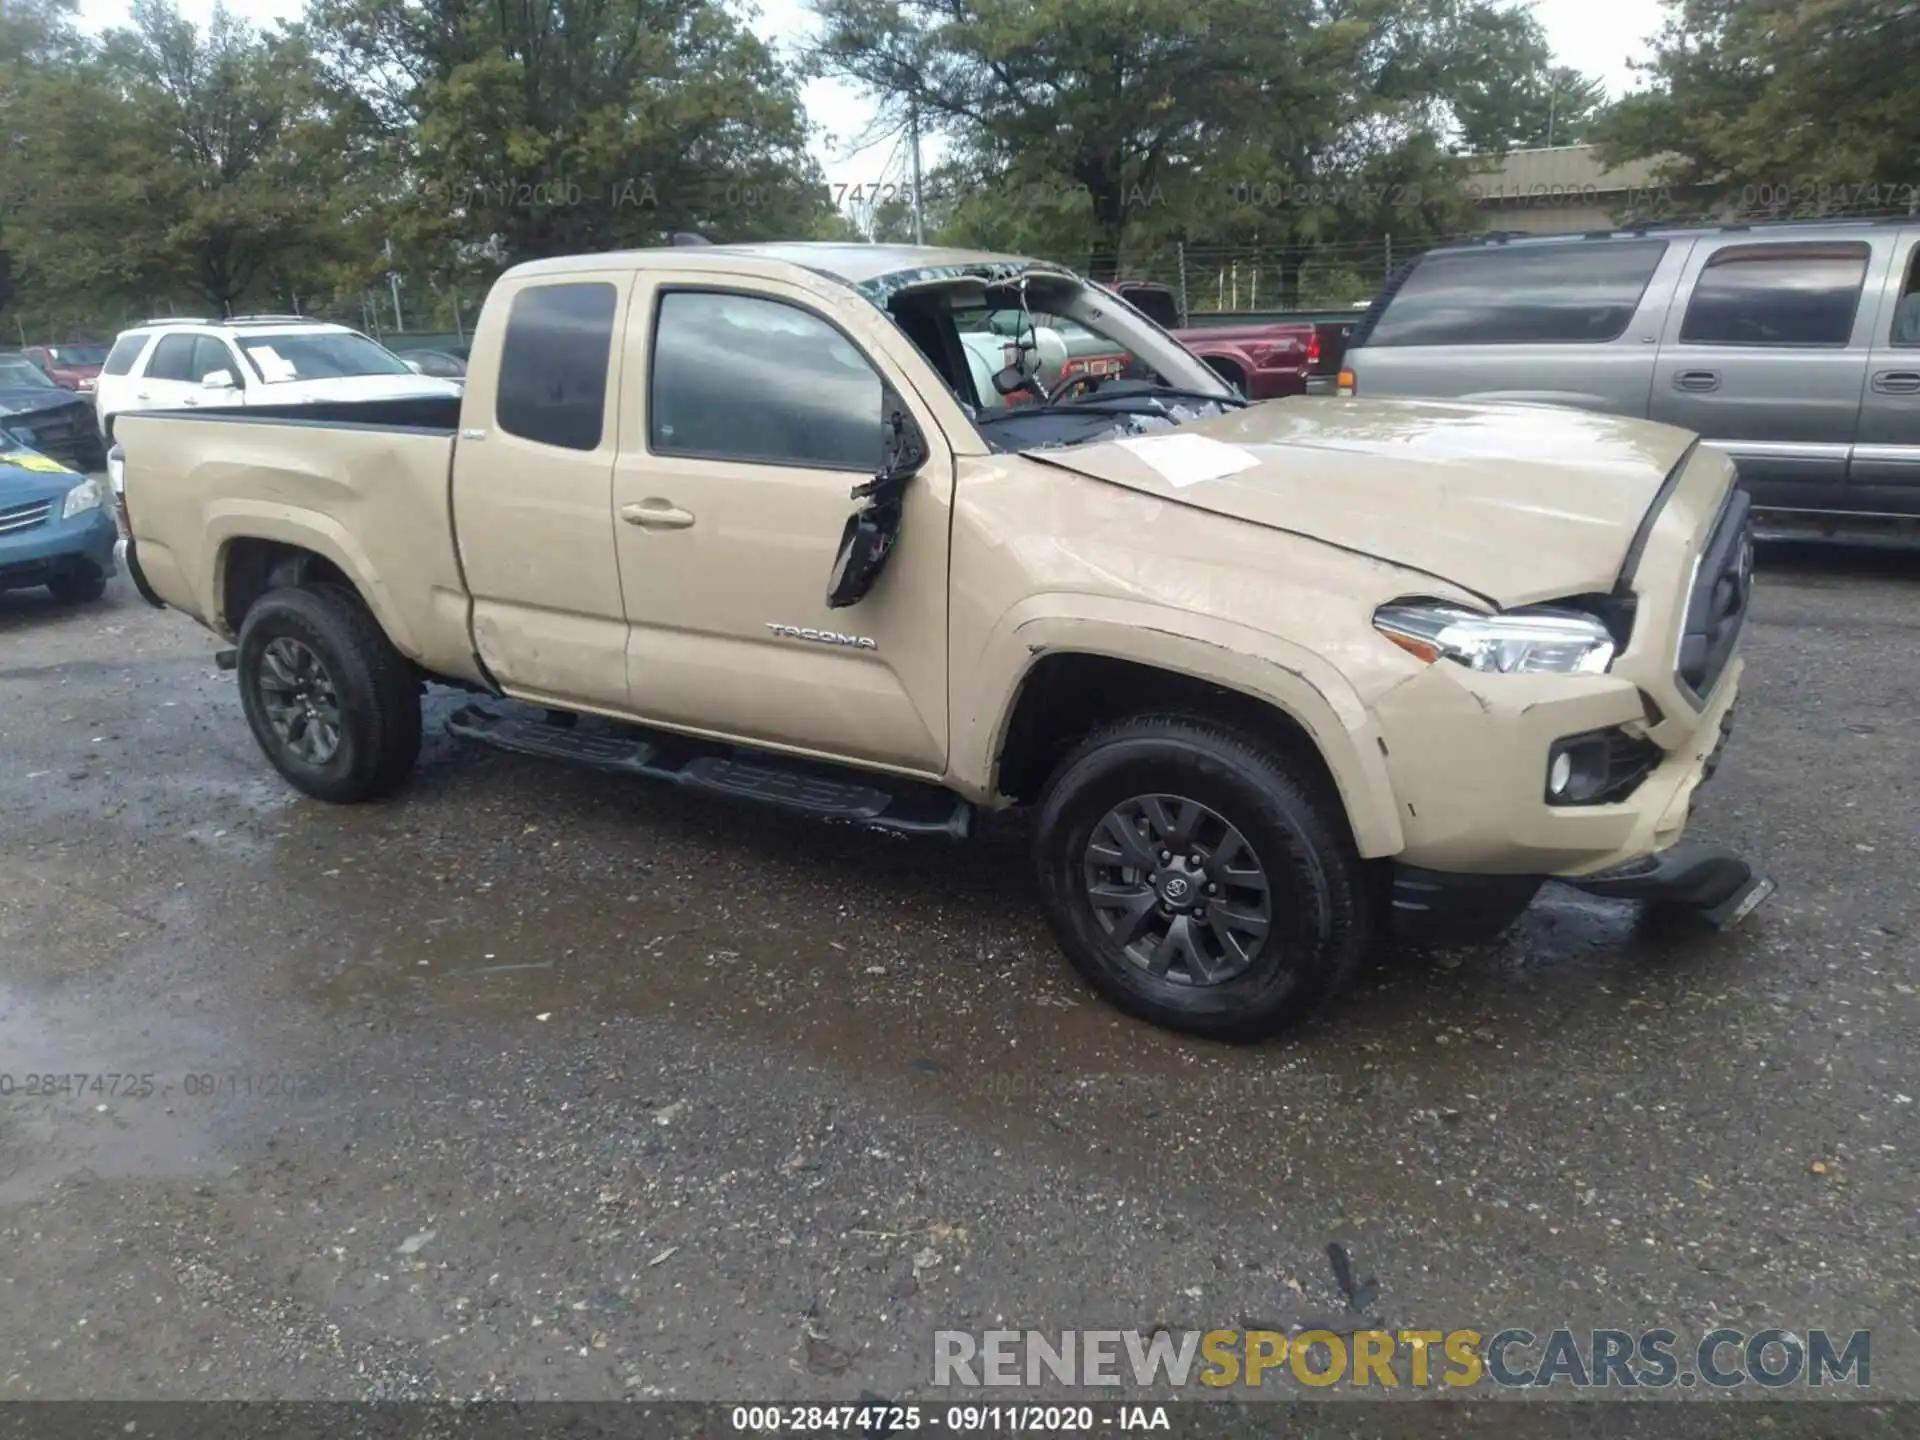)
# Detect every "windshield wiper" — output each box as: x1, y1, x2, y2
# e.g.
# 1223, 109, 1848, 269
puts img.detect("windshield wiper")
1054, 384, 1249, 410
